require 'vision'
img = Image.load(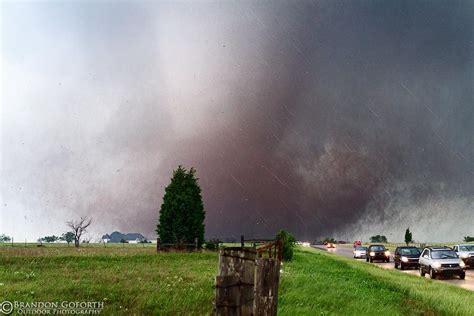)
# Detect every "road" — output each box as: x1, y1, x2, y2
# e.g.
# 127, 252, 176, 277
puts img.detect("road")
312, 245, 474, 291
